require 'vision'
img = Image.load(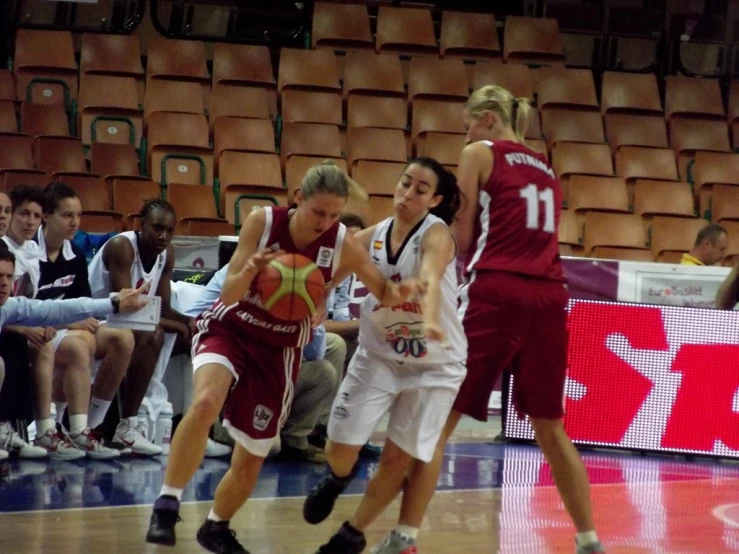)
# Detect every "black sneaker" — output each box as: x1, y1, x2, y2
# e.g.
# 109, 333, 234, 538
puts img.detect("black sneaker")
315, 521, 366, 554
303, 465, 358, 525
196, 519, 249, 553
145, 495, 181, 546
308, 425, 328, 449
